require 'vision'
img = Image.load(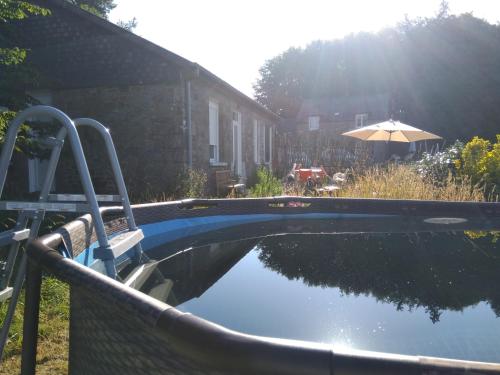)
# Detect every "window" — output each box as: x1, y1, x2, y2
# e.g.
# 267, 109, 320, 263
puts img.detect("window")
253, 120, 259, 164
232, 111, 242, 176
308, 116, 320, 131
28, 158, 52, 193
254, 120, 272, 165
265, 125, 272, 164
209, 100, 219, 163
355, 113, 368, 128
26, 90, 54, 192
